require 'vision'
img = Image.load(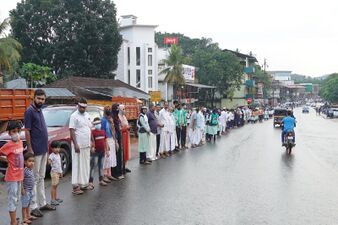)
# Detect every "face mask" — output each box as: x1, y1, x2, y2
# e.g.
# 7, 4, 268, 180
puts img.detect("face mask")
95, 124, 101, 130
11, 133, 20, 142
